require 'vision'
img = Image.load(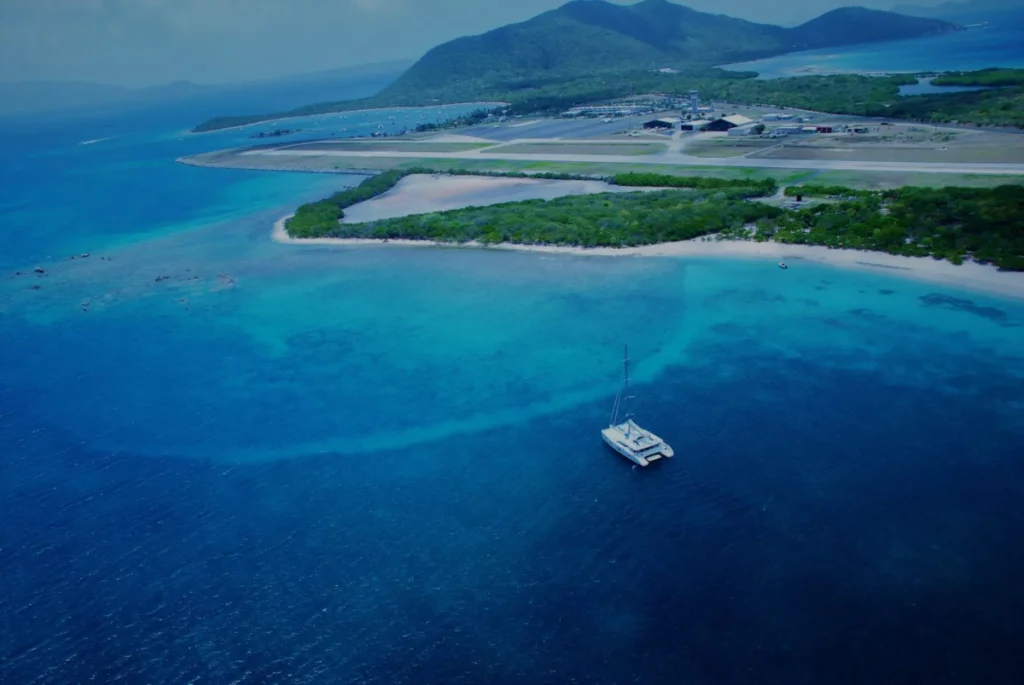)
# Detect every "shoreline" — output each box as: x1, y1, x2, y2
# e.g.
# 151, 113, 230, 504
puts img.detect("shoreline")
271, 216, 1024, 301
